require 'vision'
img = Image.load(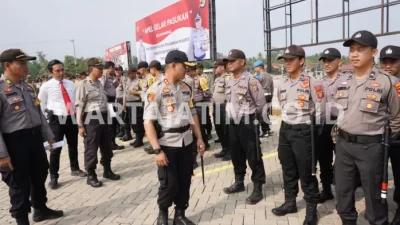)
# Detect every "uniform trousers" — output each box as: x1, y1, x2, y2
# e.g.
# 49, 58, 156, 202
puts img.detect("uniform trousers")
391, 140, 400, 205
228, 114, 266, 183
260, 95, 272, 133
316, 123, 335, 190
83, 112, 113, 171
213, 103, 229, 151
195, 105, 209, 146
125, 101, 145, 139
205, 105, 212, 134
117, 98, 129, 134
107, 96, 118, 145
48, 115, 80, 179
335, 134, 387, 224
1, 127, 49, 218
157, 142, 193, 210
278, 122, 319, 203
